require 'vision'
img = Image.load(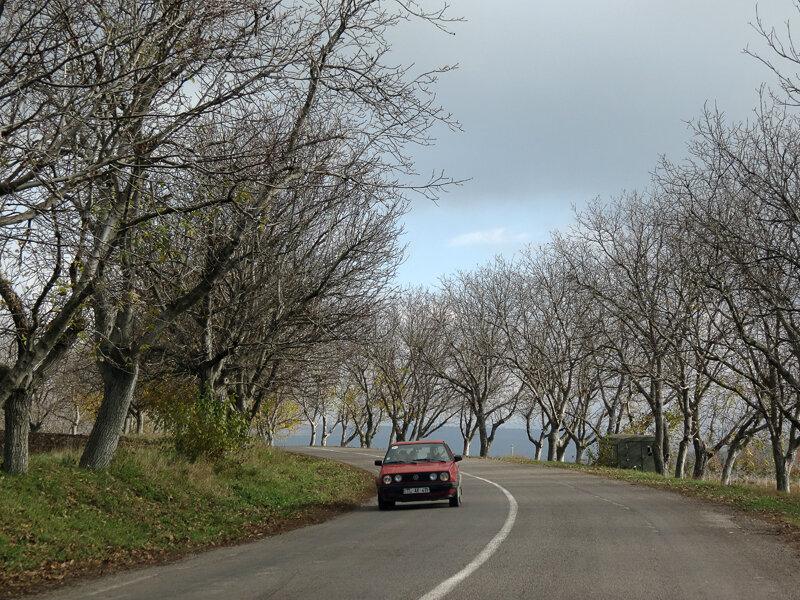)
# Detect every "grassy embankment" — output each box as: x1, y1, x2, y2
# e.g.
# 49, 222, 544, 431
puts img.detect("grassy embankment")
0, 444, 374, 598
498, 456, 800, 533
